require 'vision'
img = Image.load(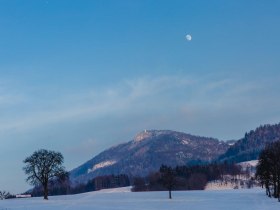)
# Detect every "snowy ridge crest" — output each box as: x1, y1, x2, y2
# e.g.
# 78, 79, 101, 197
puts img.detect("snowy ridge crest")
133, 130, 174, 142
